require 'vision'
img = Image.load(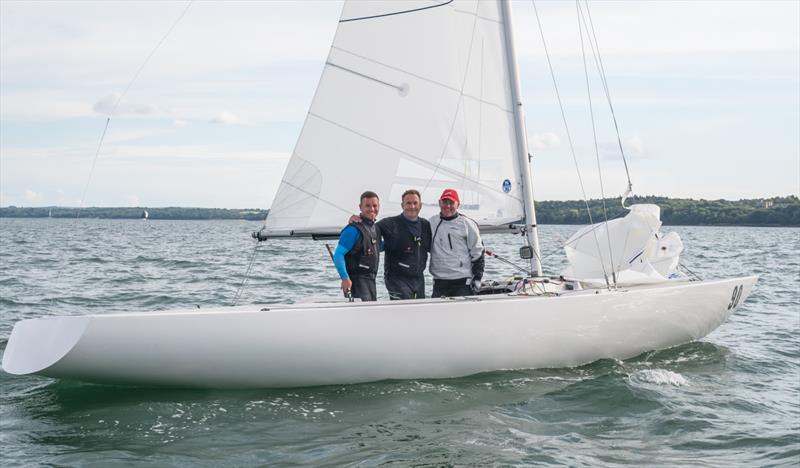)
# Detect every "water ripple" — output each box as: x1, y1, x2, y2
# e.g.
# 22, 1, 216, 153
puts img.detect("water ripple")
1, 220, 798, 466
